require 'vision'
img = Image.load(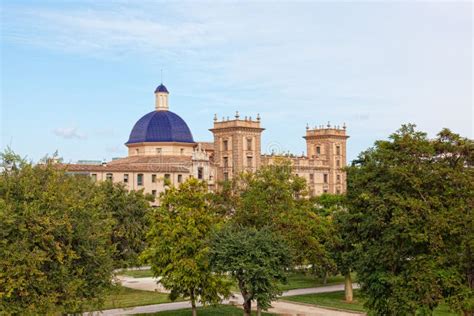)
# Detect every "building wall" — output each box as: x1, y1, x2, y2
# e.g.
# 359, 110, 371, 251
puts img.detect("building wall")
127, 142, 195, 156
209, 115, 264, 182
70, 119, 348, 200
